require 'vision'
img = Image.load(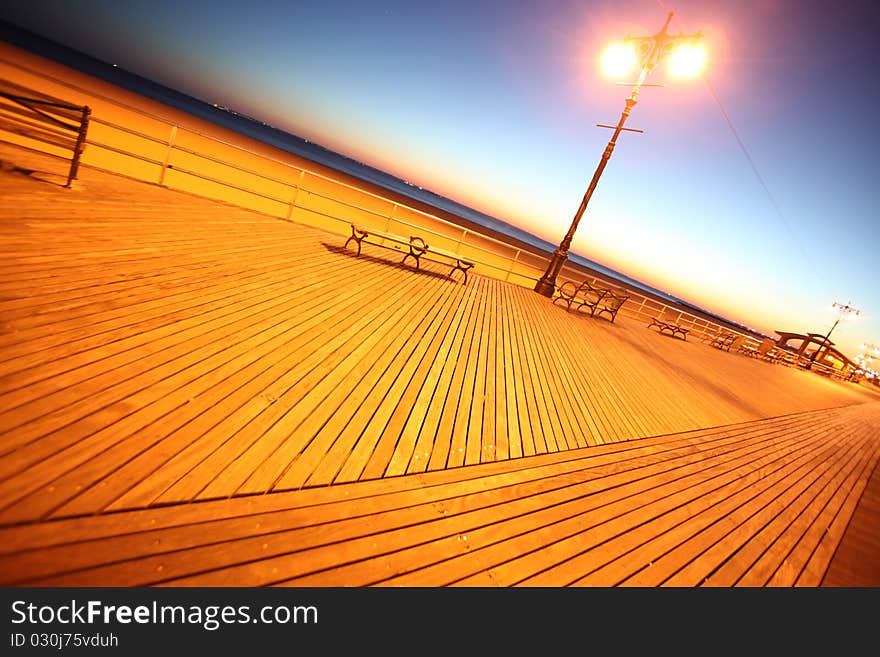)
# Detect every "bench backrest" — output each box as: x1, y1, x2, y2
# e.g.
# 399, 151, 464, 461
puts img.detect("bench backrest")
574, 281, 608, 304
758, 338, 776, 354
601, 291, 629, 311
